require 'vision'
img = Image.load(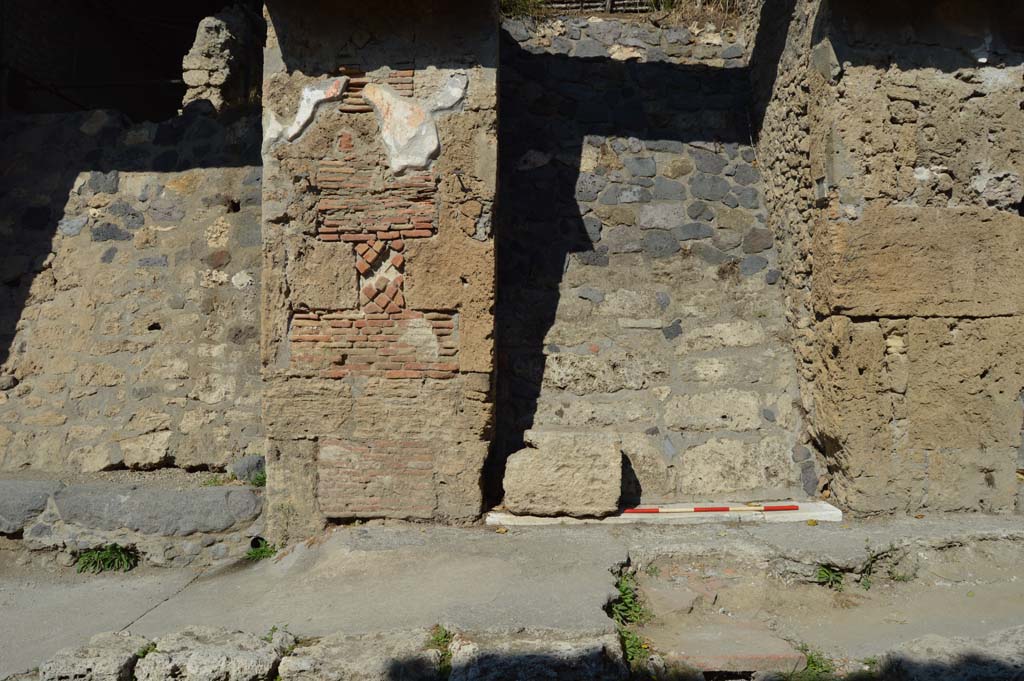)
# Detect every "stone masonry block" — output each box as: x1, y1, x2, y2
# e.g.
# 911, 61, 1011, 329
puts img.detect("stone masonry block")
814, 206, 1024, 318
503, 430, 622, 517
